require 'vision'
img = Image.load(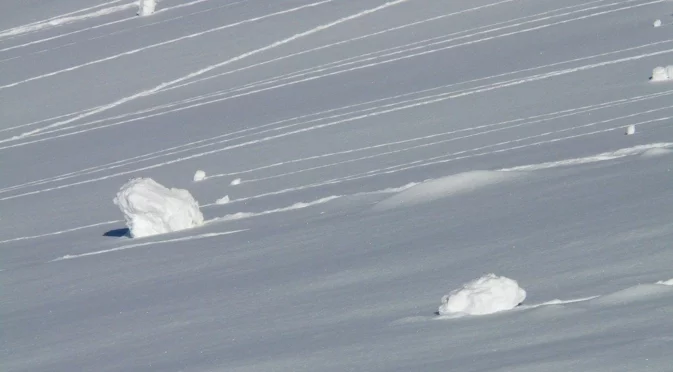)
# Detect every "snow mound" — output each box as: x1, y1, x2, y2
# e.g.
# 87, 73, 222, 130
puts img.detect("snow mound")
216, 195, 230, 205
373, 171, 516, 211
193, 170, 206, 182
113, 178, 204, 238
438, 274, 526, 316
137, 0, 156, 16
230, 178, 242, 186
